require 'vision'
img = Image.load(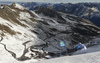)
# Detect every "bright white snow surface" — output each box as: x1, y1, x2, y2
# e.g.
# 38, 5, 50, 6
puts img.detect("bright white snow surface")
14, 3, 26, 10
34, 45, 100, 63
0, 10, 45, 63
